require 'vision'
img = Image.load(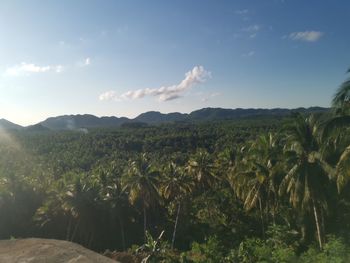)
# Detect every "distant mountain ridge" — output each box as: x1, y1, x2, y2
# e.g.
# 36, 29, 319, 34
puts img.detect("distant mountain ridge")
0, 107, 329, 131
188, 107, 328, 120
0, 118, 23, 130
40, 114, 130, 130
38, 107, 329, 130
135, 111, 187, 124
